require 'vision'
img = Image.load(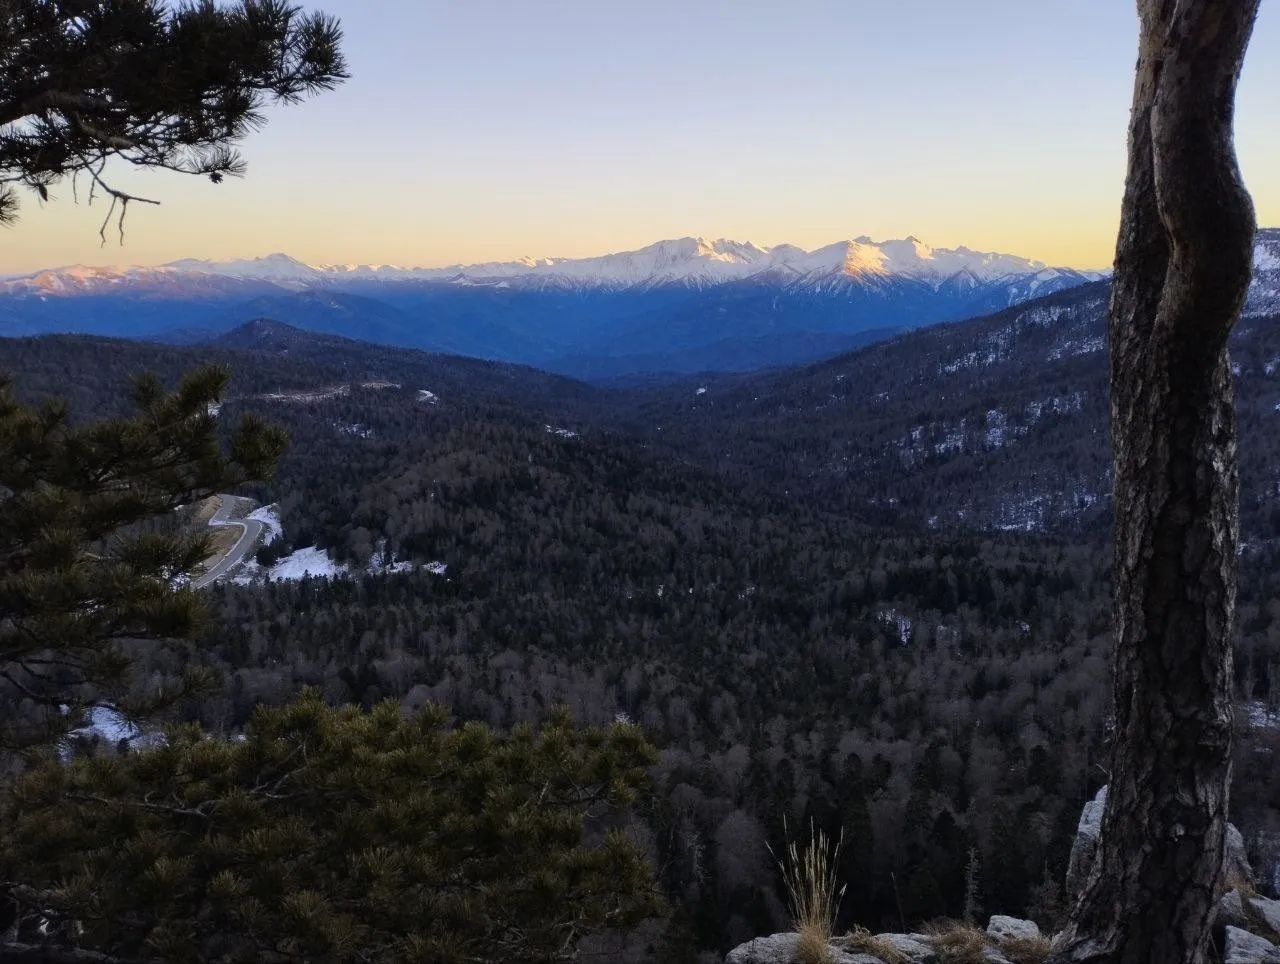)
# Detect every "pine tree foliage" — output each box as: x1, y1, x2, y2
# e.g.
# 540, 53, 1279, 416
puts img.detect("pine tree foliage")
0, 366, 286, 751
0, 690, 662, 963
0, 0, 348, 231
